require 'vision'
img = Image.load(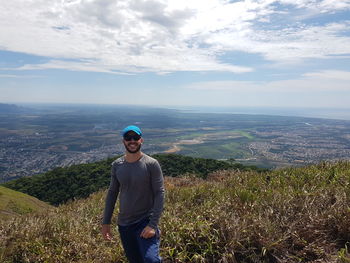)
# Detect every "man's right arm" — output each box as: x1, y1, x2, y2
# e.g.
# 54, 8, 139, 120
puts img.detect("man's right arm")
101, 164, 120, 240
